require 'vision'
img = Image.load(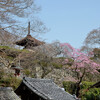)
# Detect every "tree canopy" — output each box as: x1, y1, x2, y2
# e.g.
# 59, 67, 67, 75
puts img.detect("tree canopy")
0, 0, 47, 36
61, 43, 100, 96
84, 28, 100, 48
